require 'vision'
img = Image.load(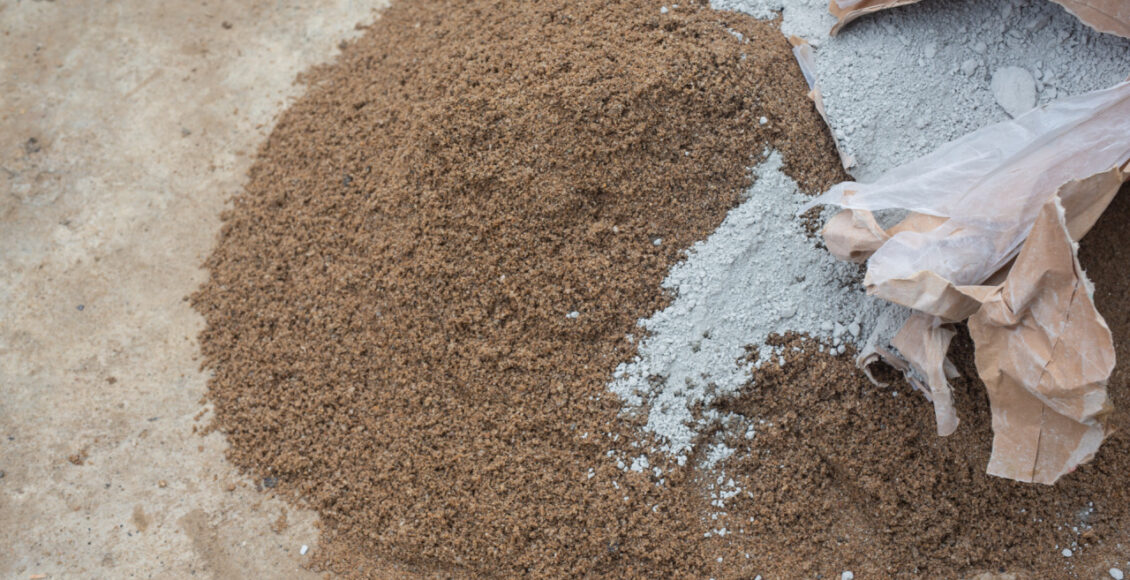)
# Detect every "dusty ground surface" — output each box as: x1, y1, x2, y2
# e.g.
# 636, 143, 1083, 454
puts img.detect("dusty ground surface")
0, 2, 386, 578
